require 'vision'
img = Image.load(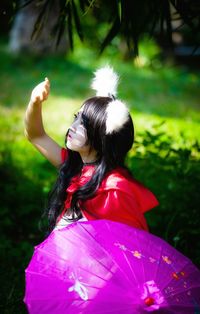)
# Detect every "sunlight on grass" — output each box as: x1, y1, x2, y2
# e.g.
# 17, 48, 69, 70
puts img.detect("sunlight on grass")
133, 112, 200, 145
